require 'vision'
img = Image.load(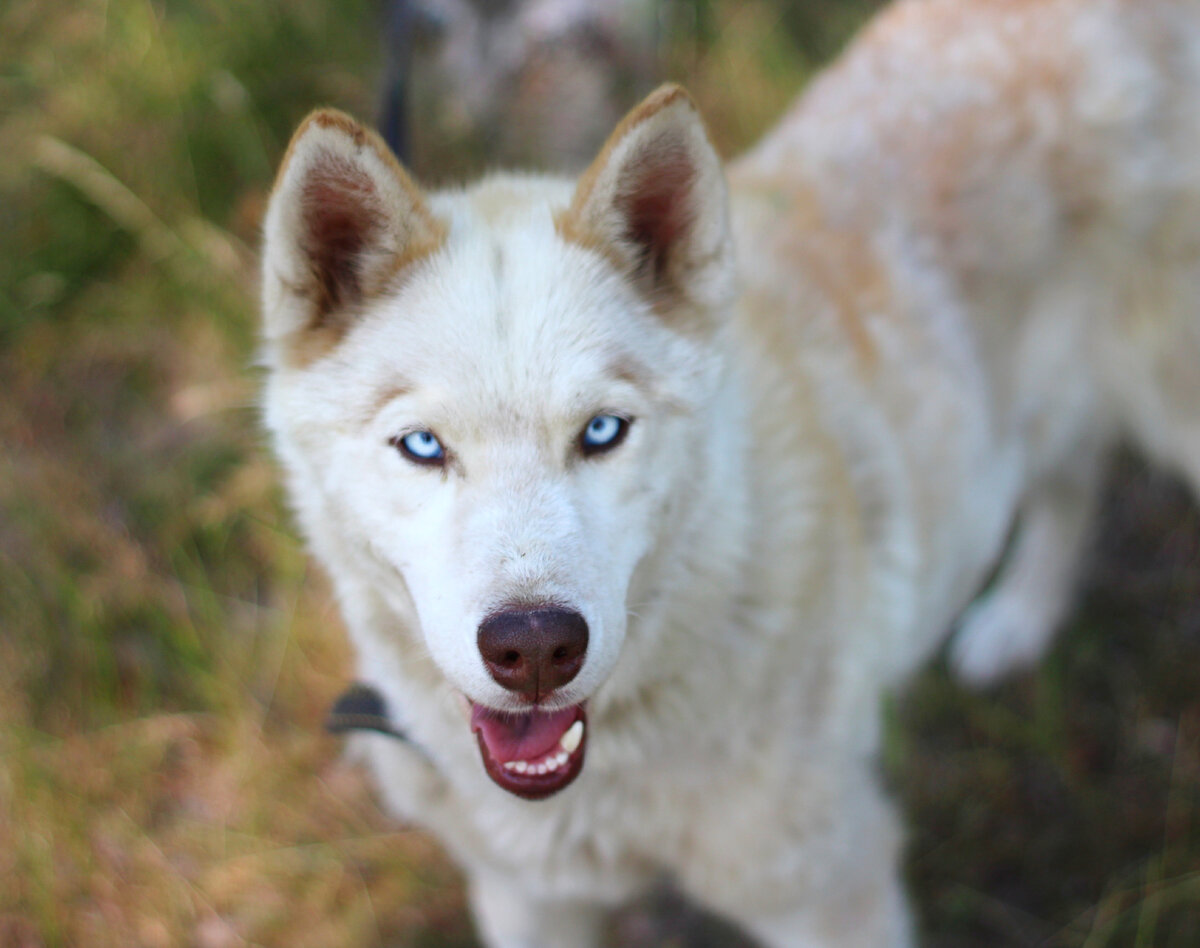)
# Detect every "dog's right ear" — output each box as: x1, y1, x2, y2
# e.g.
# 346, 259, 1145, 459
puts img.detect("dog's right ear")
260, 109, 445, 366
